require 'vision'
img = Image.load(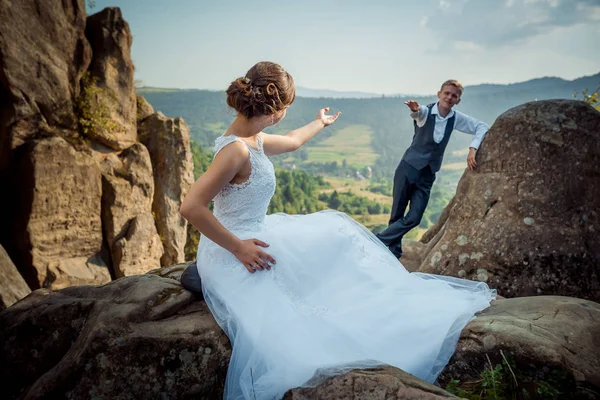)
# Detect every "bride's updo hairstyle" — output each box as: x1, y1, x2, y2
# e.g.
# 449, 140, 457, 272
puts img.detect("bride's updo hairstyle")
226, 61, 296, 119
